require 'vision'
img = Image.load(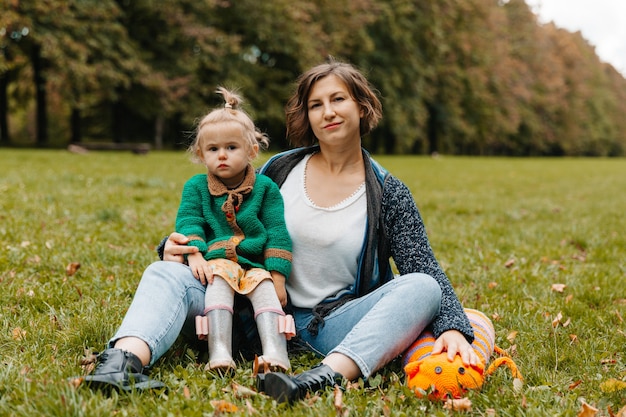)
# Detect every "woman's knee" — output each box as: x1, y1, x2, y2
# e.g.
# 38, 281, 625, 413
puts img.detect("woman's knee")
397, 273, 442, 309
142, 261, 199, 288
